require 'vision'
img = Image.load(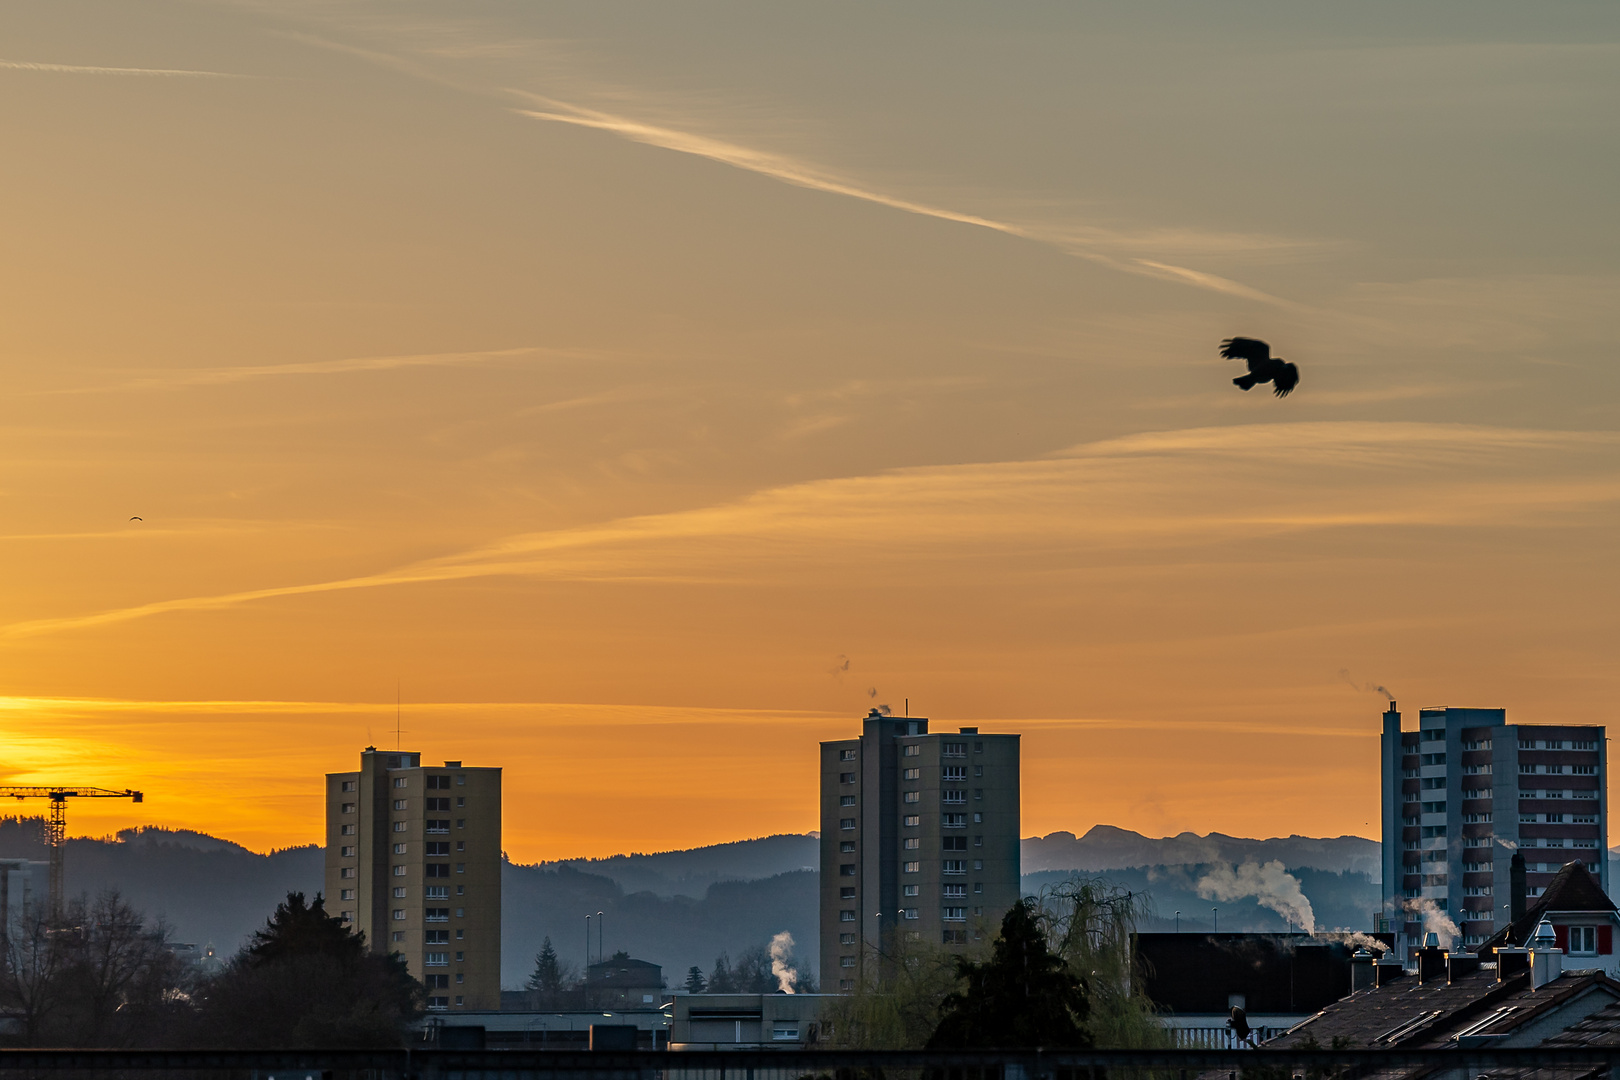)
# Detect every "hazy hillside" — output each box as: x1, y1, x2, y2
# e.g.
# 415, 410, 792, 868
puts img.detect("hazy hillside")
501, 863, 818, 987
0, 819, 323, 951
540, 833, 818, 897
0, 819, 819, 988
1022, 826, 1382, 880
1022, 865, 1379, 934
7, 817, 1541, 992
